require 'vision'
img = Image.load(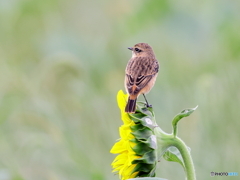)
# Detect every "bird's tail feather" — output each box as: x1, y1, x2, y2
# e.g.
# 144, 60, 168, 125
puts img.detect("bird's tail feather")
125, 97, 137, 113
